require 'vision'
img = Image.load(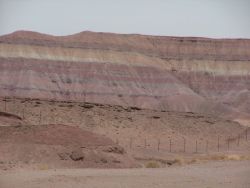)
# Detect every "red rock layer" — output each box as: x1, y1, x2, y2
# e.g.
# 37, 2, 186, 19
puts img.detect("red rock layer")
0, 31, 250, 120
1, 31, 250, 61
